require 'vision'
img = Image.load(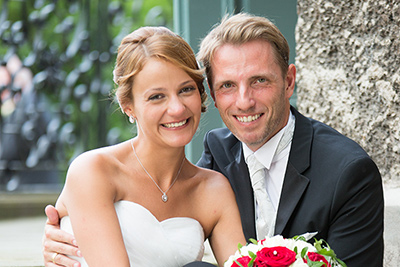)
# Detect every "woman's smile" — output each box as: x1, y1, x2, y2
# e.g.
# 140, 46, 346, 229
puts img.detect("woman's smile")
162, 118, 189, 129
